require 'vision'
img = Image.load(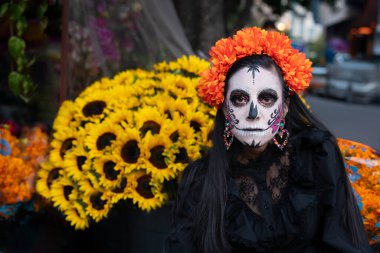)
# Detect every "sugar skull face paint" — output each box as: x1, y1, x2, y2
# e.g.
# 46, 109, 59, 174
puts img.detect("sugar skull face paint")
224, 66, 287, 147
